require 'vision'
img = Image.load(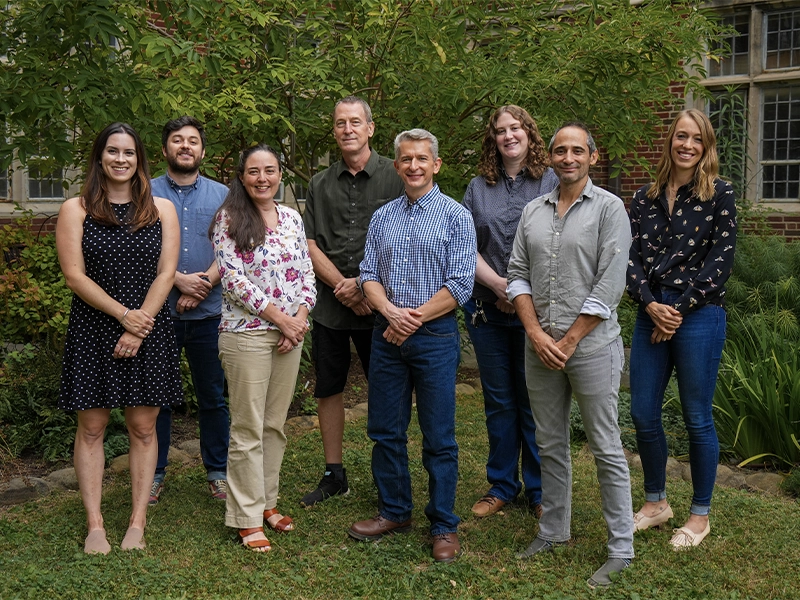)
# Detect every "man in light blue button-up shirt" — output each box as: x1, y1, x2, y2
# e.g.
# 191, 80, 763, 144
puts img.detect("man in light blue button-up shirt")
149, 116, 230, 504
508, 122, 634, 589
